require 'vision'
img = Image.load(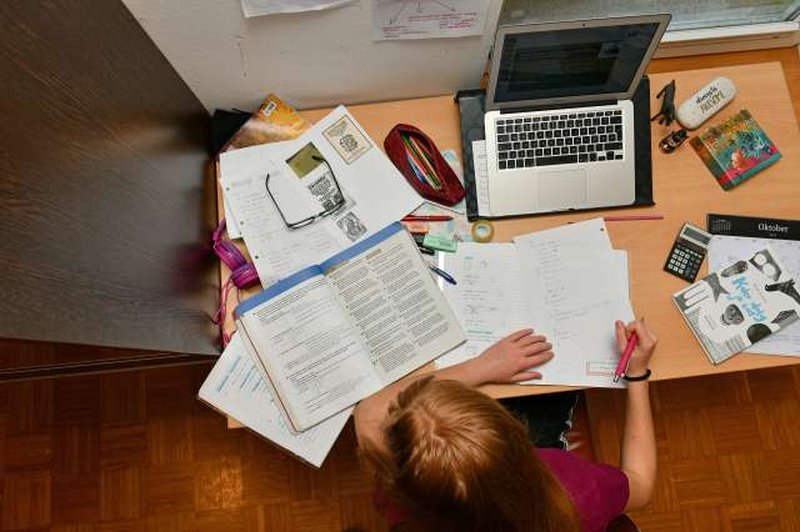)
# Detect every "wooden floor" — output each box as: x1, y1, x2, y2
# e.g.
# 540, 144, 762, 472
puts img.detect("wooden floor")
1, 362, 799, 531
2, 47, 800, 531
587, 367, 800, 531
